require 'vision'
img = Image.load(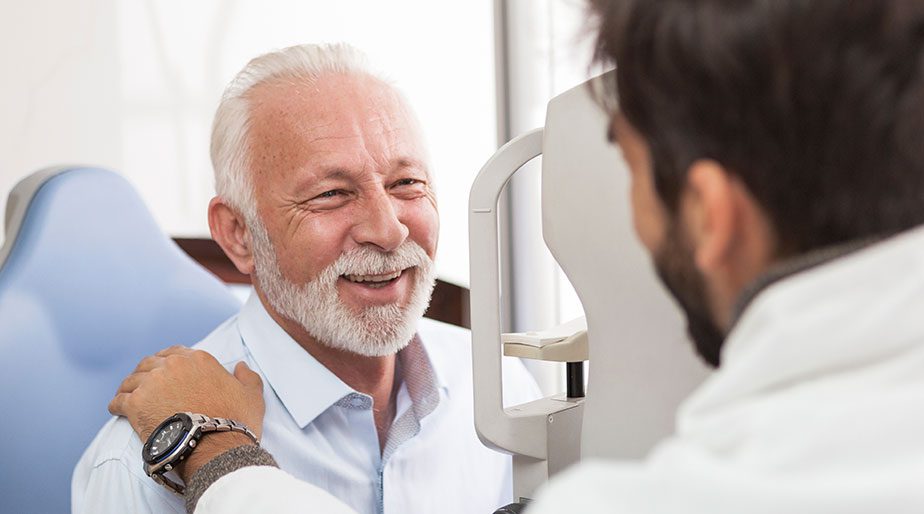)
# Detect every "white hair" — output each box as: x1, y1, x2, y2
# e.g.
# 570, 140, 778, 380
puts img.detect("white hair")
209, 43, 389, 221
